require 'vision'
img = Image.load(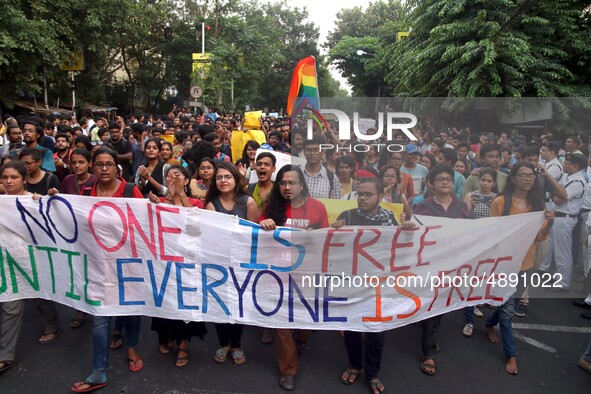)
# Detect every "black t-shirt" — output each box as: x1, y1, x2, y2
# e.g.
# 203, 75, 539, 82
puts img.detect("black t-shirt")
110, 138, 133, 181
25, 172, 61, 195
337, 208, 398, 226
